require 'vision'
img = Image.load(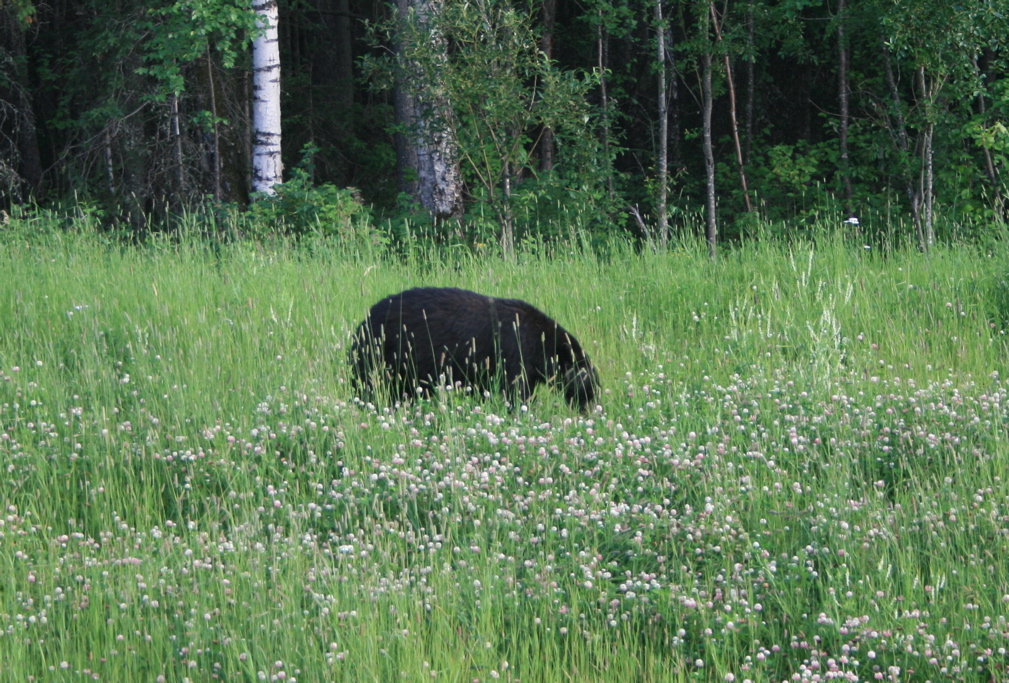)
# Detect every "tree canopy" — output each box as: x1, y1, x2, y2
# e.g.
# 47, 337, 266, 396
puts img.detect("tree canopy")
2, 0, 1008, 245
